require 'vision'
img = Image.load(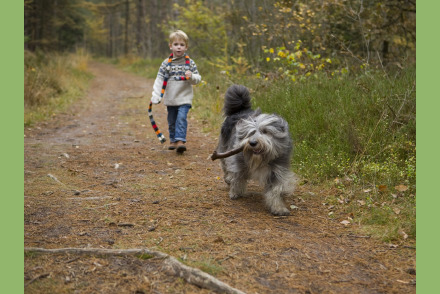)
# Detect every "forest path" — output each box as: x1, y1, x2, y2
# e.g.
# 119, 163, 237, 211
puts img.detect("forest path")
24, 62, 415, 293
